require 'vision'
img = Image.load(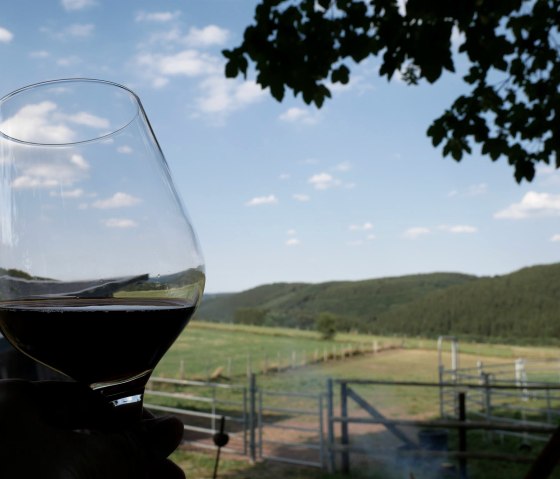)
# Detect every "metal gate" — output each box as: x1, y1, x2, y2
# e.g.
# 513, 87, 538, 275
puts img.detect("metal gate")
257, 388, 325, 467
